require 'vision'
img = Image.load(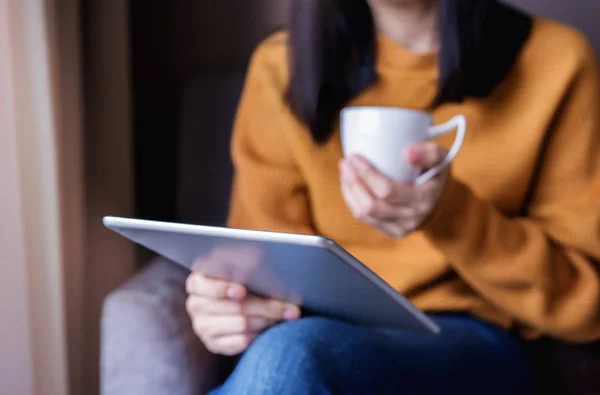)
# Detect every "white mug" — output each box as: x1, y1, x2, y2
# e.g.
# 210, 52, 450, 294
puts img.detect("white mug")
340, 107, 467, 185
